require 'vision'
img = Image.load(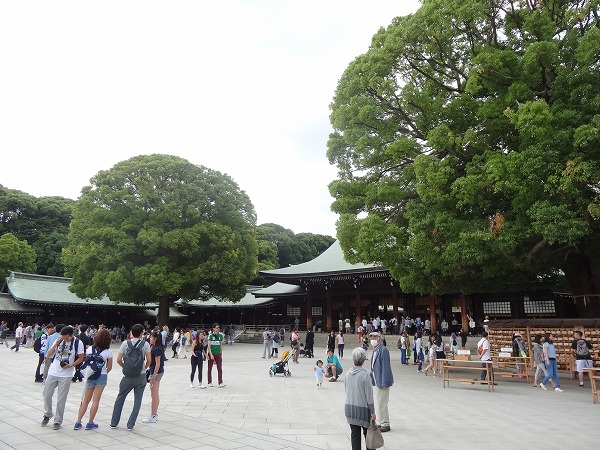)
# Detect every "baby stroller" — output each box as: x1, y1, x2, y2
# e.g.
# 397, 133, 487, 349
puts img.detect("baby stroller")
269, 349, 294, 377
